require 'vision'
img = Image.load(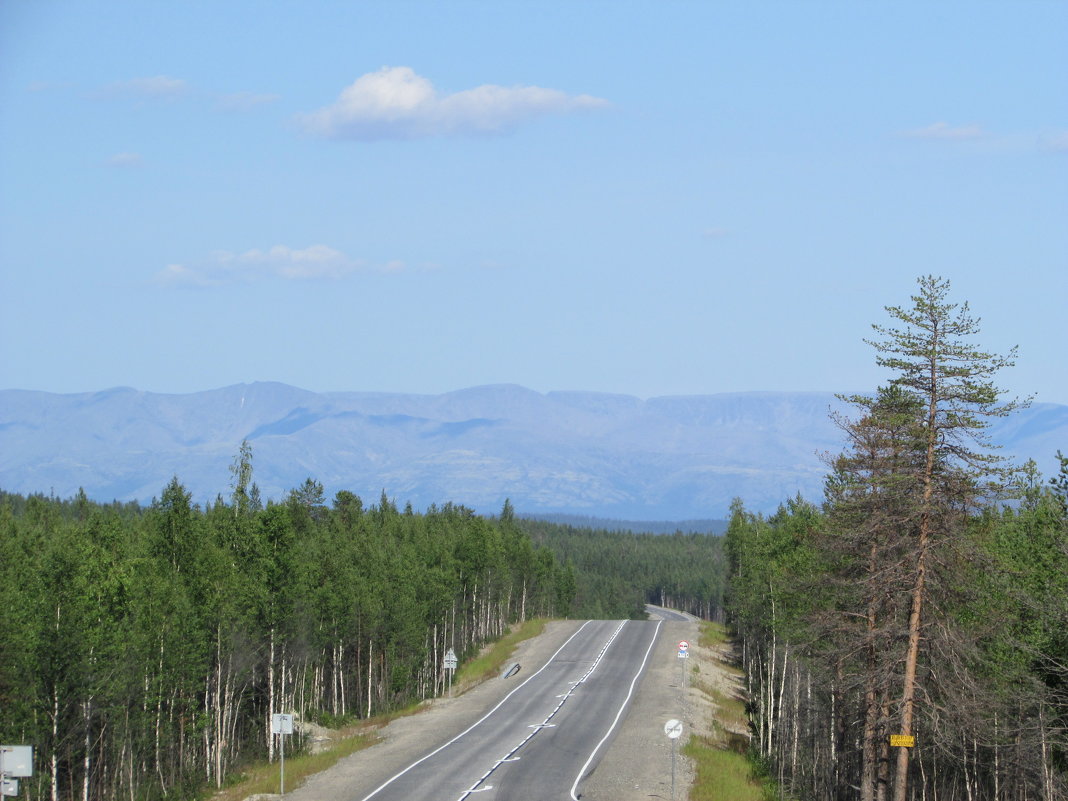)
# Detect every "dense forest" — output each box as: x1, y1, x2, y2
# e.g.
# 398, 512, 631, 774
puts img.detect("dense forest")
517, 519, 726, 621
0, 456, 574, 801
726, 277, 1068, 800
